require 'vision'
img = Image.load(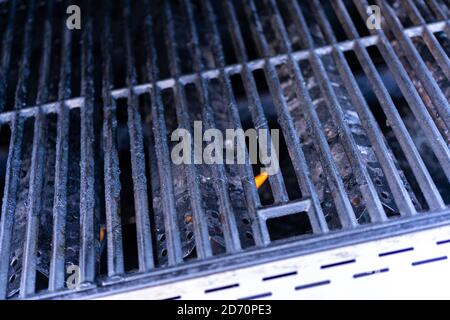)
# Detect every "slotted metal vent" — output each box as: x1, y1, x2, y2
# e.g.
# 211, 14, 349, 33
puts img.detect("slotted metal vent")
0, 0, 449, 299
